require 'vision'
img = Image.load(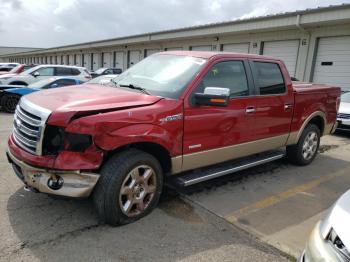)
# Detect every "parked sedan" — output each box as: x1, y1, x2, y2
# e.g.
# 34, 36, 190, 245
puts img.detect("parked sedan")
337, 91, 350, 131
299, 189, 350, 261
90, 67, 122, 78
0, 77, 82, 113
0, 65, 91, 86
